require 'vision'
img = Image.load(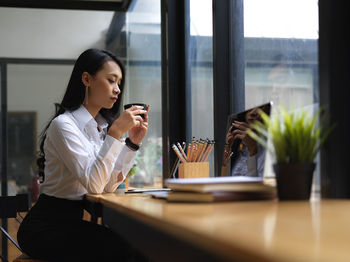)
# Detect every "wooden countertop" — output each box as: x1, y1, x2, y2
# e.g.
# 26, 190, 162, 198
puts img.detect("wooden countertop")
86, 193, 350, 262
